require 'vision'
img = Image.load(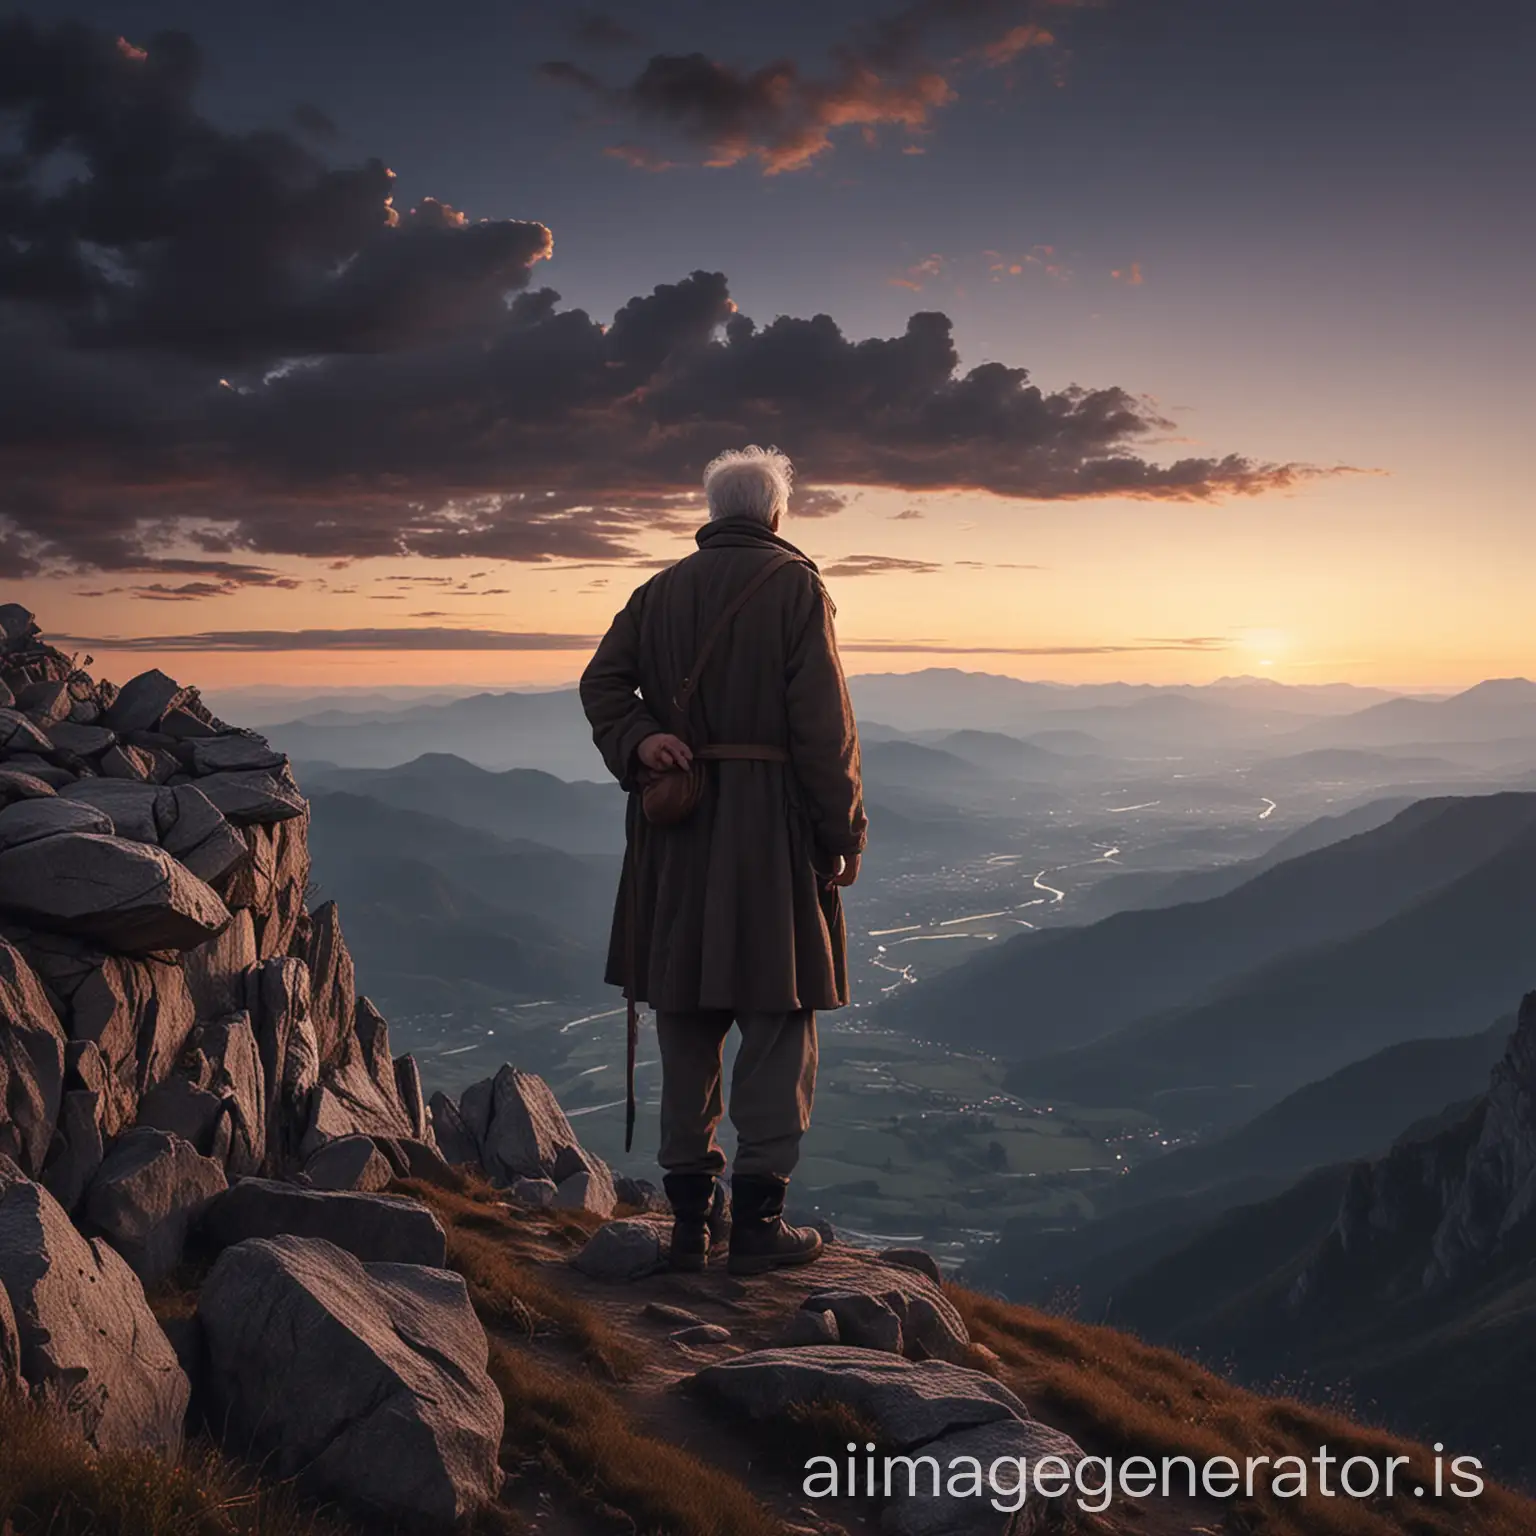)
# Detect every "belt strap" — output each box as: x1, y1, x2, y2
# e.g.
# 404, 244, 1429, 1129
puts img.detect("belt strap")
694, 743, 790, 762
